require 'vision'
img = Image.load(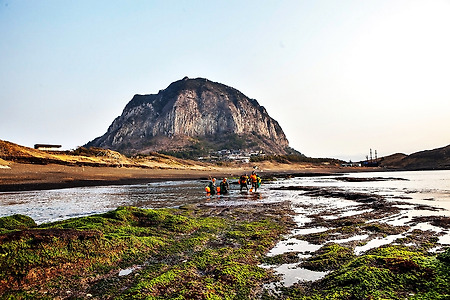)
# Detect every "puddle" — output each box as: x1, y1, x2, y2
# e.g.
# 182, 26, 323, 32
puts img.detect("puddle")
439, 232, 450, 245
269, 263, 329, 286
292, 213, 313, 226
354, 234, 405, 255
267, 238, 322, 257
410, 222, 444, 233
119, 267, 136, 276
291, 227, 328, 236
340, 208, 373, 217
